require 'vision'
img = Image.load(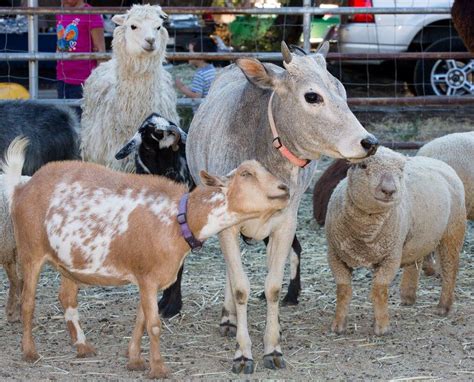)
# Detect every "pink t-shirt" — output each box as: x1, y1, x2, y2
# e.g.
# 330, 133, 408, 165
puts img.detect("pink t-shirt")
56, 4, 103, 85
